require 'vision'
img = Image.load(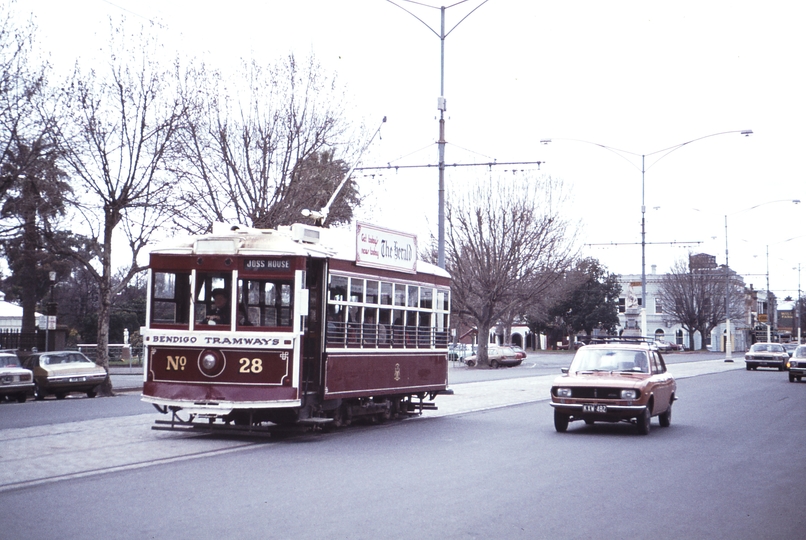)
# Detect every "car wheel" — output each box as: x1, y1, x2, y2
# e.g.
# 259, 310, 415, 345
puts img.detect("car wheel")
34, 383, 45, 401
16, 392, 27, 403
637, 407, 651, 435
55, 392, 67, 400
554, 410, 569, 433
490, 360, 499, 369
659, 403, 672, 427
790, 373, 796, 383
465, 359, 476, 367
86, 389, 97, 398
